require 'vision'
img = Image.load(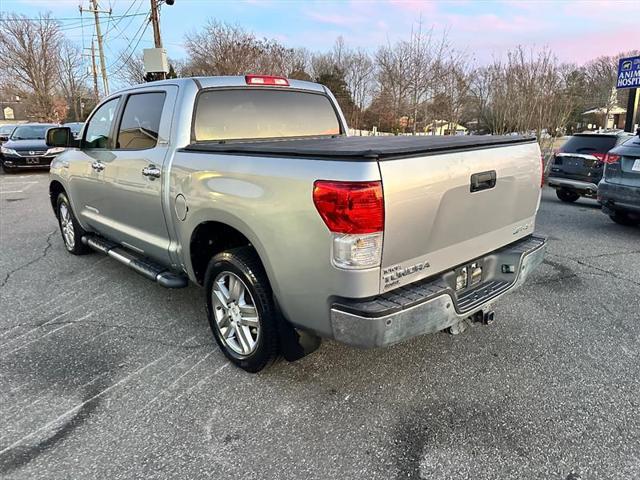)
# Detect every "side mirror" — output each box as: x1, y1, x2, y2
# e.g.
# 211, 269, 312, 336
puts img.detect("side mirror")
0, 135, 9, 143
46, 127, 79, 148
